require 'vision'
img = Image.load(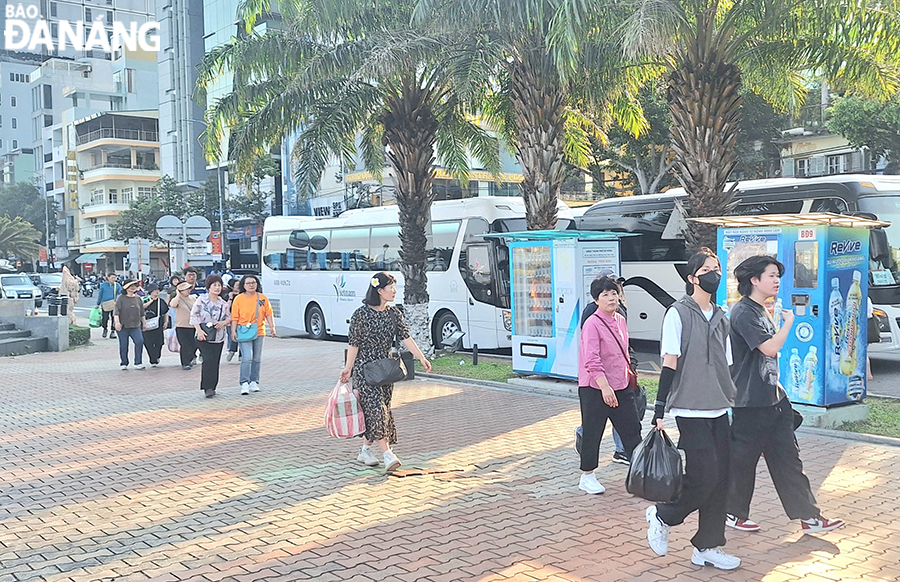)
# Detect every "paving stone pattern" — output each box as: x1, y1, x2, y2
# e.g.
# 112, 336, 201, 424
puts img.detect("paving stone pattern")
1, 335, 899, 582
